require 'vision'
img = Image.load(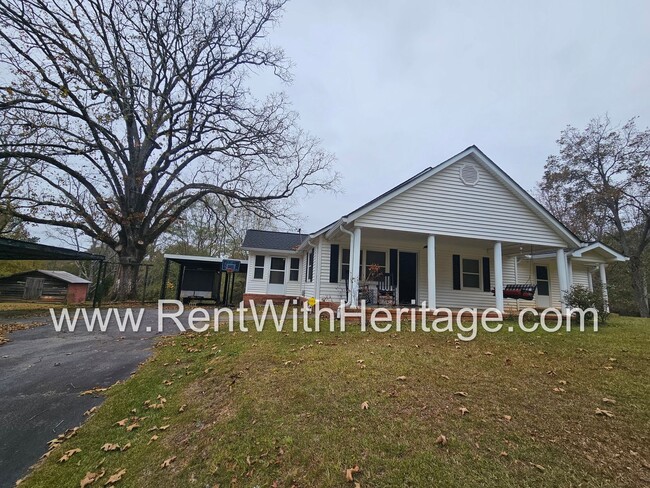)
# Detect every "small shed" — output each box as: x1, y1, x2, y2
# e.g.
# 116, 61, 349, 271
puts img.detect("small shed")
0, 270, 92, 304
